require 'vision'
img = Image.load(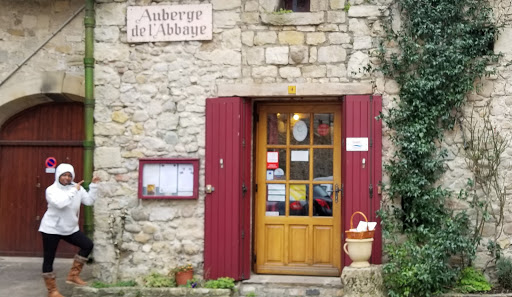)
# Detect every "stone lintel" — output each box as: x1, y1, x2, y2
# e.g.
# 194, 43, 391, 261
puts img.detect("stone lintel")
217, 82, 373, 97
261, 12, 325, 26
